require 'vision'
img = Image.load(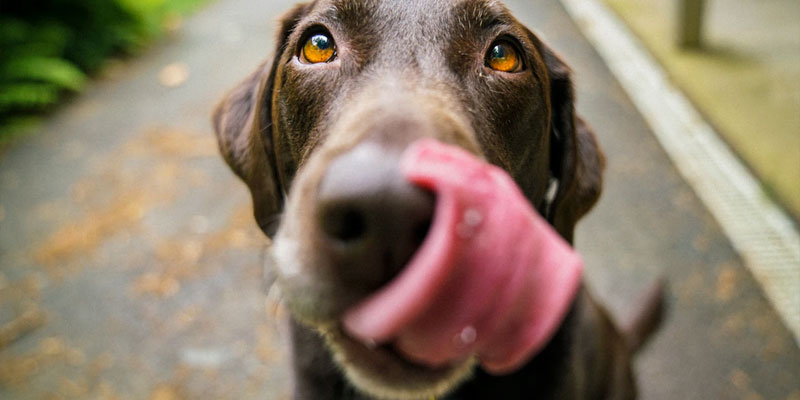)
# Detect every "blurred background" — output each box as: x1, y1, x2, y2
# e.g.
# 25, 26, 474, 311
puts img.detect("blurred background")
0, 0, 798, 399
1, 0, 210, 139
604, 0, 800, 223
